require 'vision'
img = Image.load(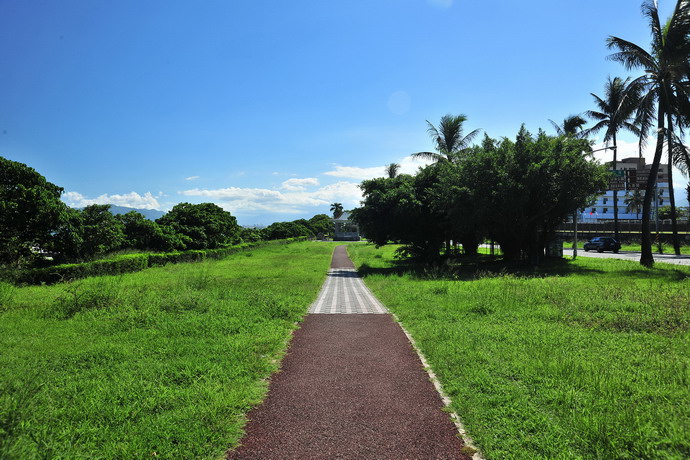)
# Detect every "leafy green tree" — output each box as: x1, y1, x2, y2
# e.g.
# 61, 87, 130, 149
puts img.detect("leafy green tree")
0, 157, 68, 265
586, 76, 642, 239
411, 114, 480, 163
239, 226, 264, 243
50, 207, 84, 263
658, 205, 688, 220
157, 202, 239, 249
263, 221, 313, 240
355, 127, 607, 265
427, 156, 485, 256
462, 127, 608, 264
307, 214, 333, 237
79, 204, 126, 258
330, 202, 344, 219
607, 0, 690, 263
117, 211, 189, 251
351, 174, 446, 261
